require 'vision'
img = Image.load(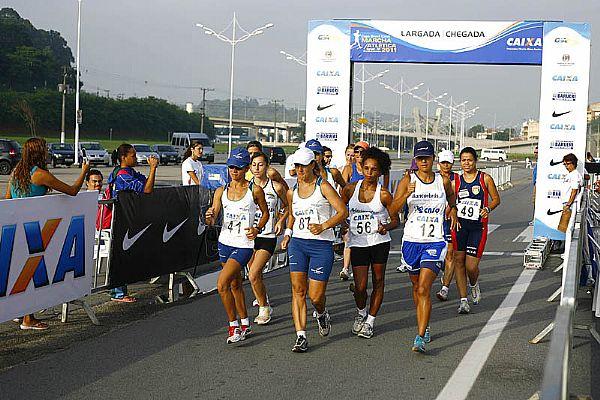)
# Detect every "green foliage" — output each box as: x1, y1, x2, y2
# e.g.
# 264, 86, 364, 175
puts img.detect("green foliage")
467, 124, 485, 137
0, 8, 76, 91
0, 89, 214, 141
